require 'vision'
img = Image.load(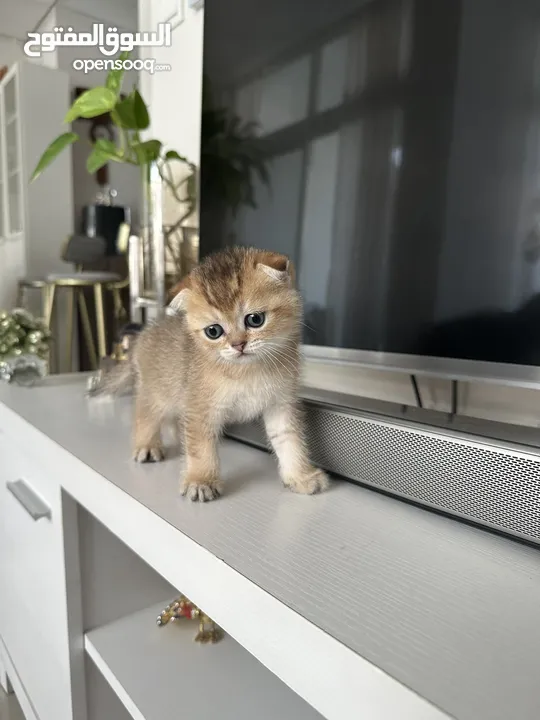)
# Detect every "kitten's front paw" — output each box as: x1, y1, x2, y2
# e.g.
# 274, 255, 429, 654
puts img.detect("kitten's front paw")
133, 445, 165, 463
284, 466, 329, 495
181, 476, 223, 502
